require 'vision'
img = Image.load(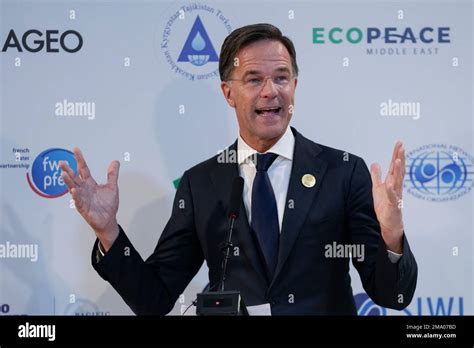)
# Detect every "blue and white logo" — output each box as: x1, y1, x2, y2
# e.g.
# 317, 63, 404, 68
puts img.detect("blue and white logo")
354, 292, 464, 316
177, 15, 218, 66
160, 3, 232, 80
405, 144, 473, 202
354, 293, 387, 315
27, 148, 77, 198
